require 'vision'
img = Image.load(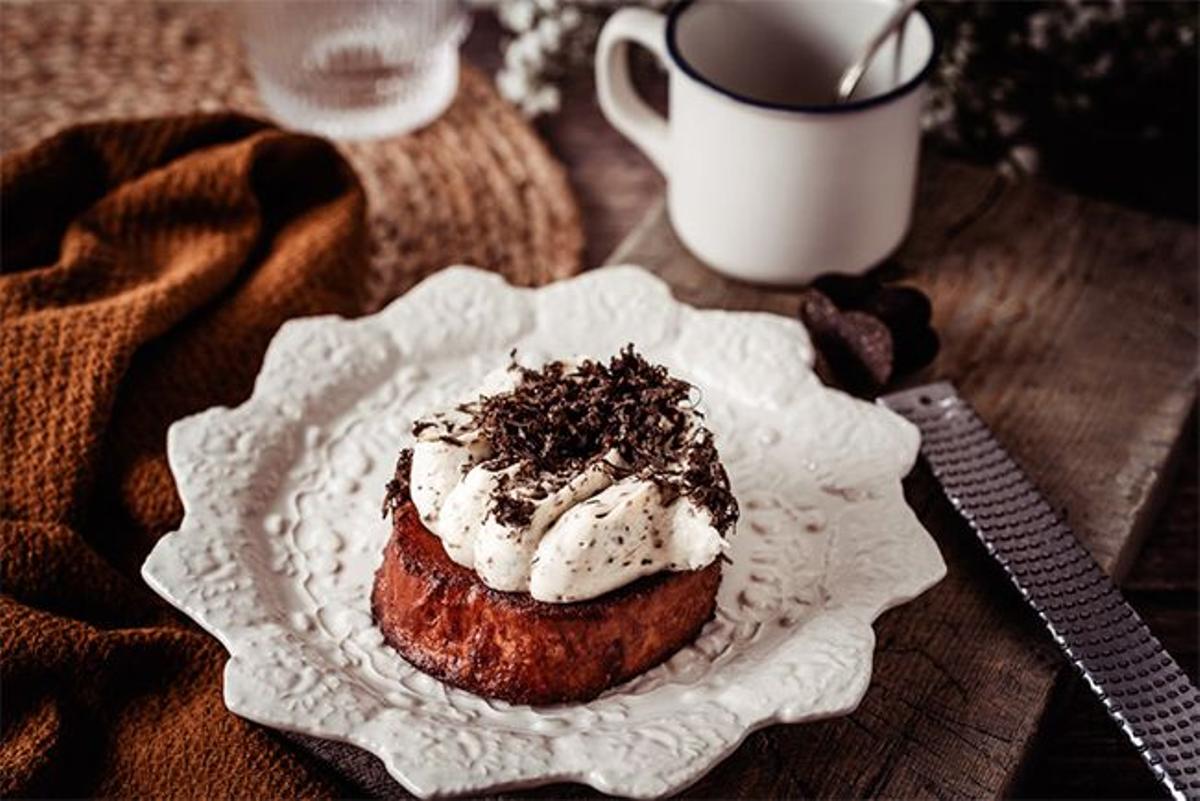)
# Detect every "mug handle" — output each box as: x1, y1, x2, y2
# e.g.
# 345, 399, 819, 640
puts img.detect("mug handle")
595, 8, 669, 175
